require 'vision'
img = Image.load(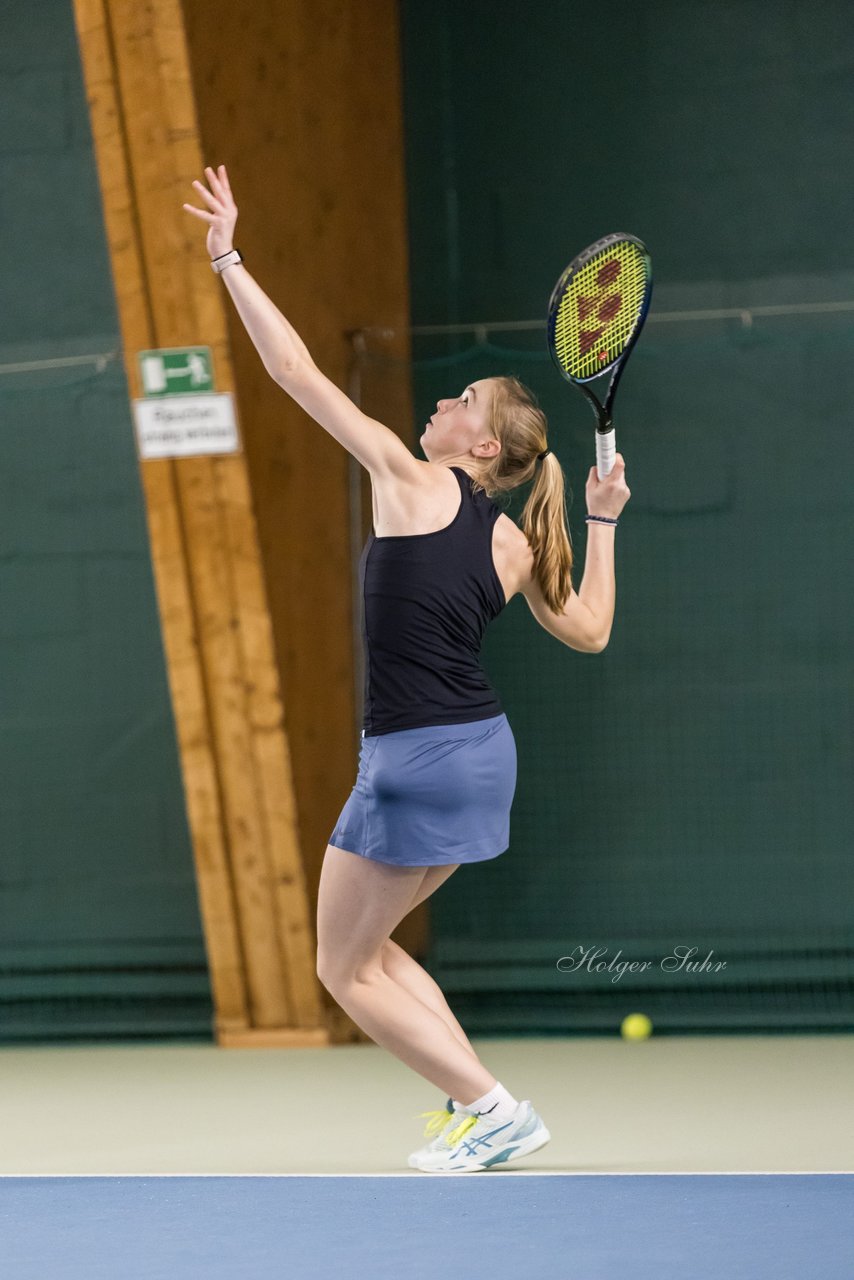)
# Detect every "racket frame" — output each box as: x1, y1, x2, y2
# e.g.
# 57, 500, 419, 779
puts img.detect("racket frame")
546, 231, 653, 435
